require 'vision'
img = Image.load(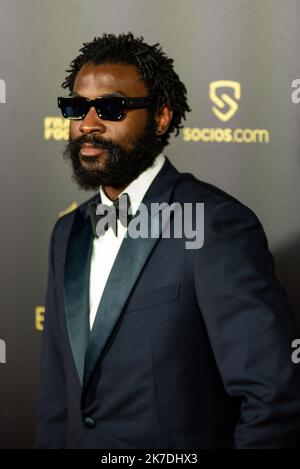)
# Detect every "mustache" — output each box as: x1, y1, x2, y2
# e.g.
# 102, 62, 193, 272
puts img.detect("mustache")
68, 134, 114, 151
63, 134, 124, 166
